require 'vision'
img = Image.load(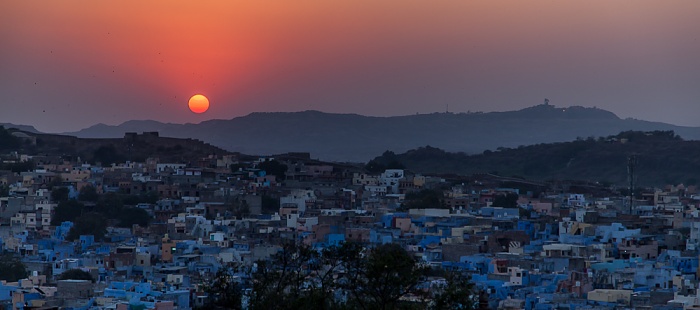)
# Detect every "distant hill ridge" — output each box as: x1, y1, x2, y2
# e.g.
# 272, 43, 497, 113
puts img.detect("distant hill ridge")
3, 129, 231, 164
370, 130, 699, 186
62, 104, 700, 162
